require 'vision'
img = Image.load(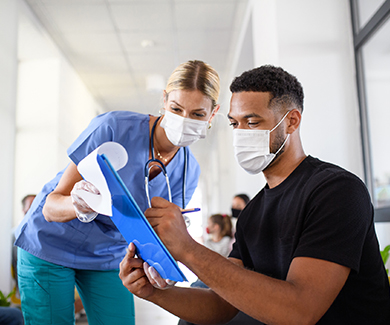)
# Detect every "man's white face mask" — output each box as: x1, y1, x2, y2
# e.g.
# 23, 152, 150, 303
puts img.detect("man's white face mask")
233, 111, 290, 174
161, 110, 209, 147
